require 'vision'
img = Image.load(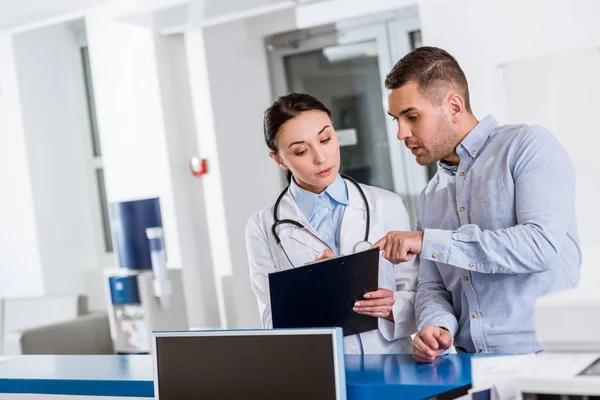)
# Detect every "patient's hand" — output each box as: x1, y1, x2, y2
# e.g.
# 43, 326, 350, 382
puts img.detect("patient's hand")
412, 325, 453, 363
